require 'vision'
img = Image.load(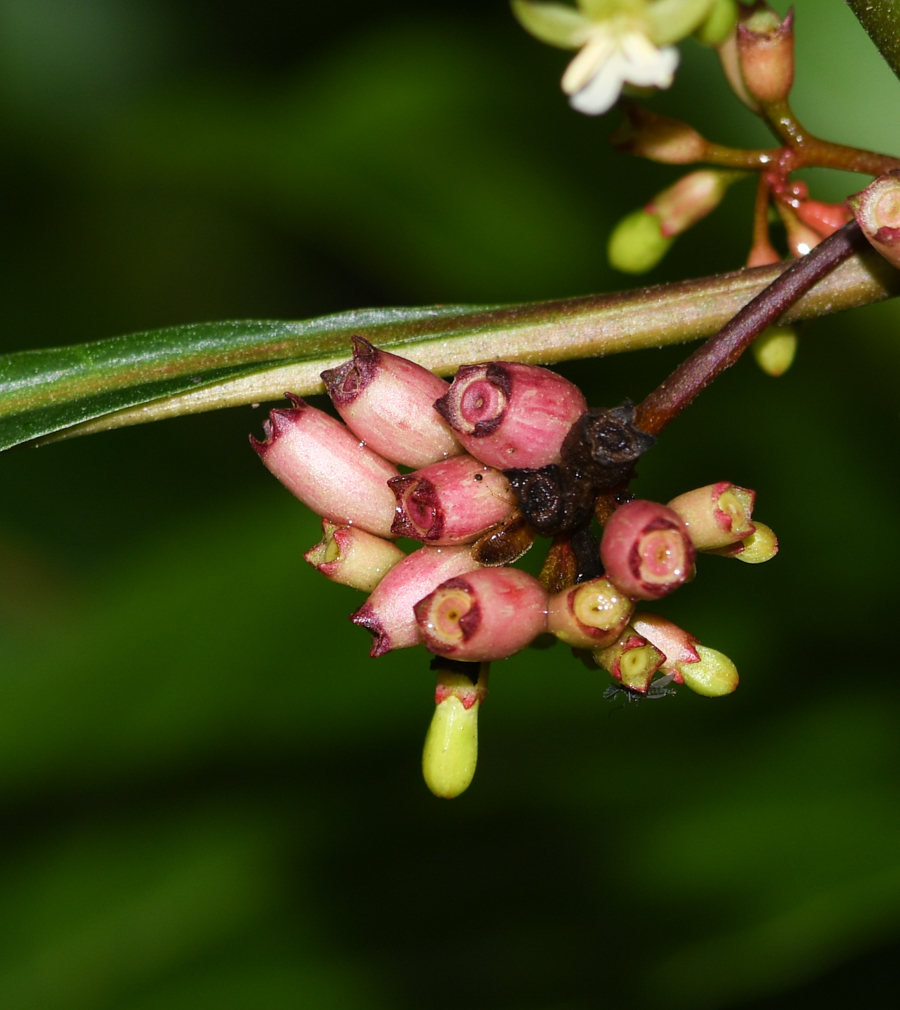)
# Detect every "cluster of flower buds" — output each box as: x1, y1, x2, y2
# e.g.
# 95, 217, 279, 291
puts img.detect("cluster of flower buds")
252, 340, 778, 797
